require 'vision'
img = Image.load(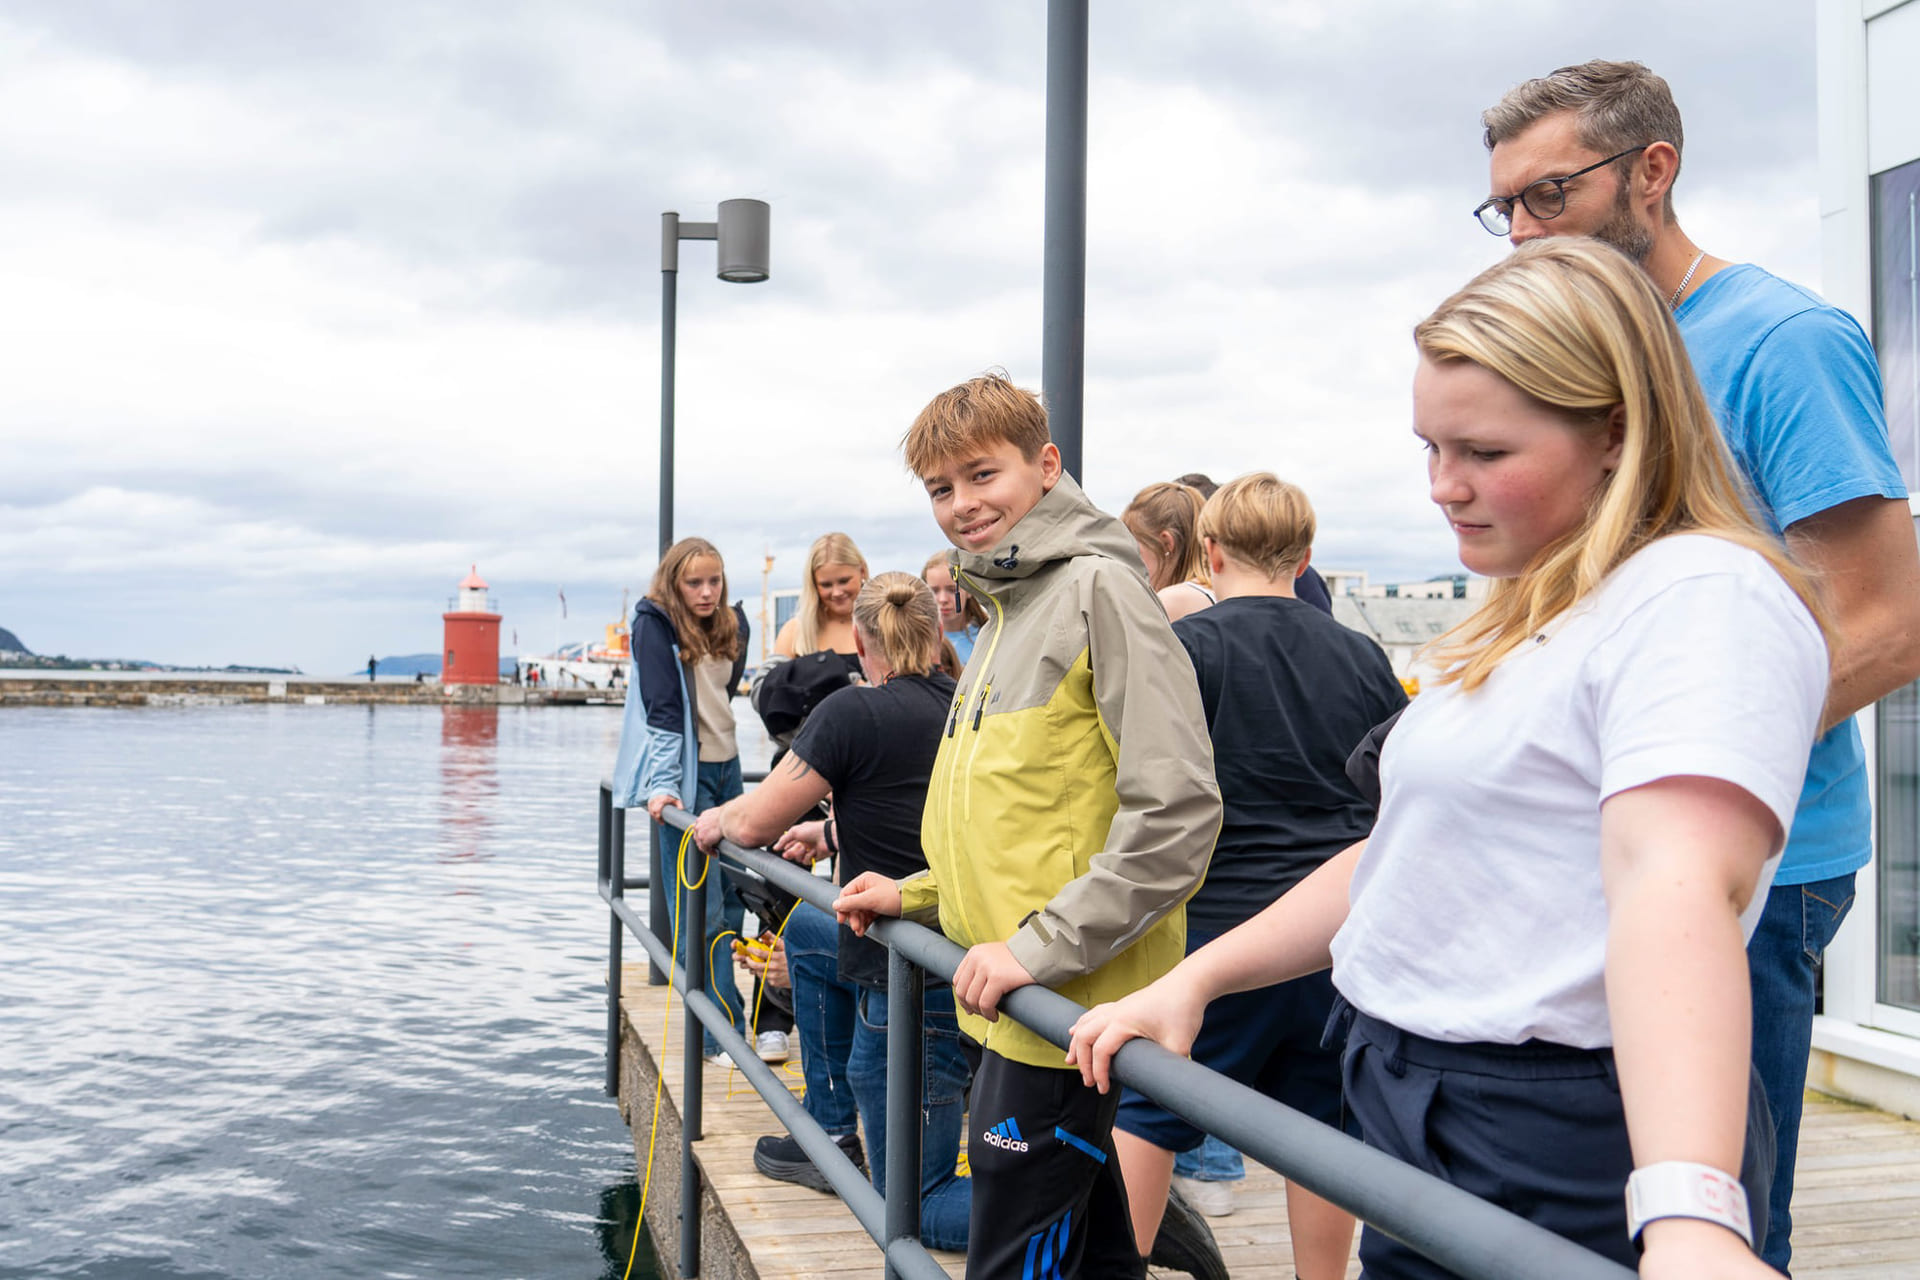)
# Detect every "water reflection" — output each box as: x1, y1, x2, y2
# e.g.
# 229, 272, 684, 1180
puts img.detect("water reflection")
439, 706, 499, 862
594, 1179, 663, 1280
